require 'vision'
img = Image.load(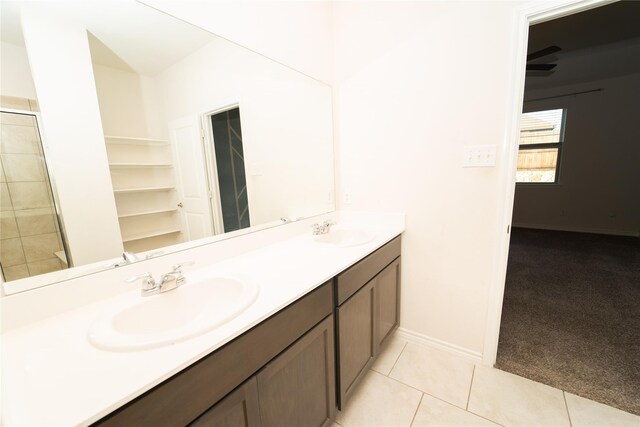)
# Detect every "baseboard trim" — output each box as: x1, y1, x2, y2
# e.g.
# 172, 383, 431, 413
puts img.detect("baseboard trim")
396, 327, 483, 363
512, 223, 639, 237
